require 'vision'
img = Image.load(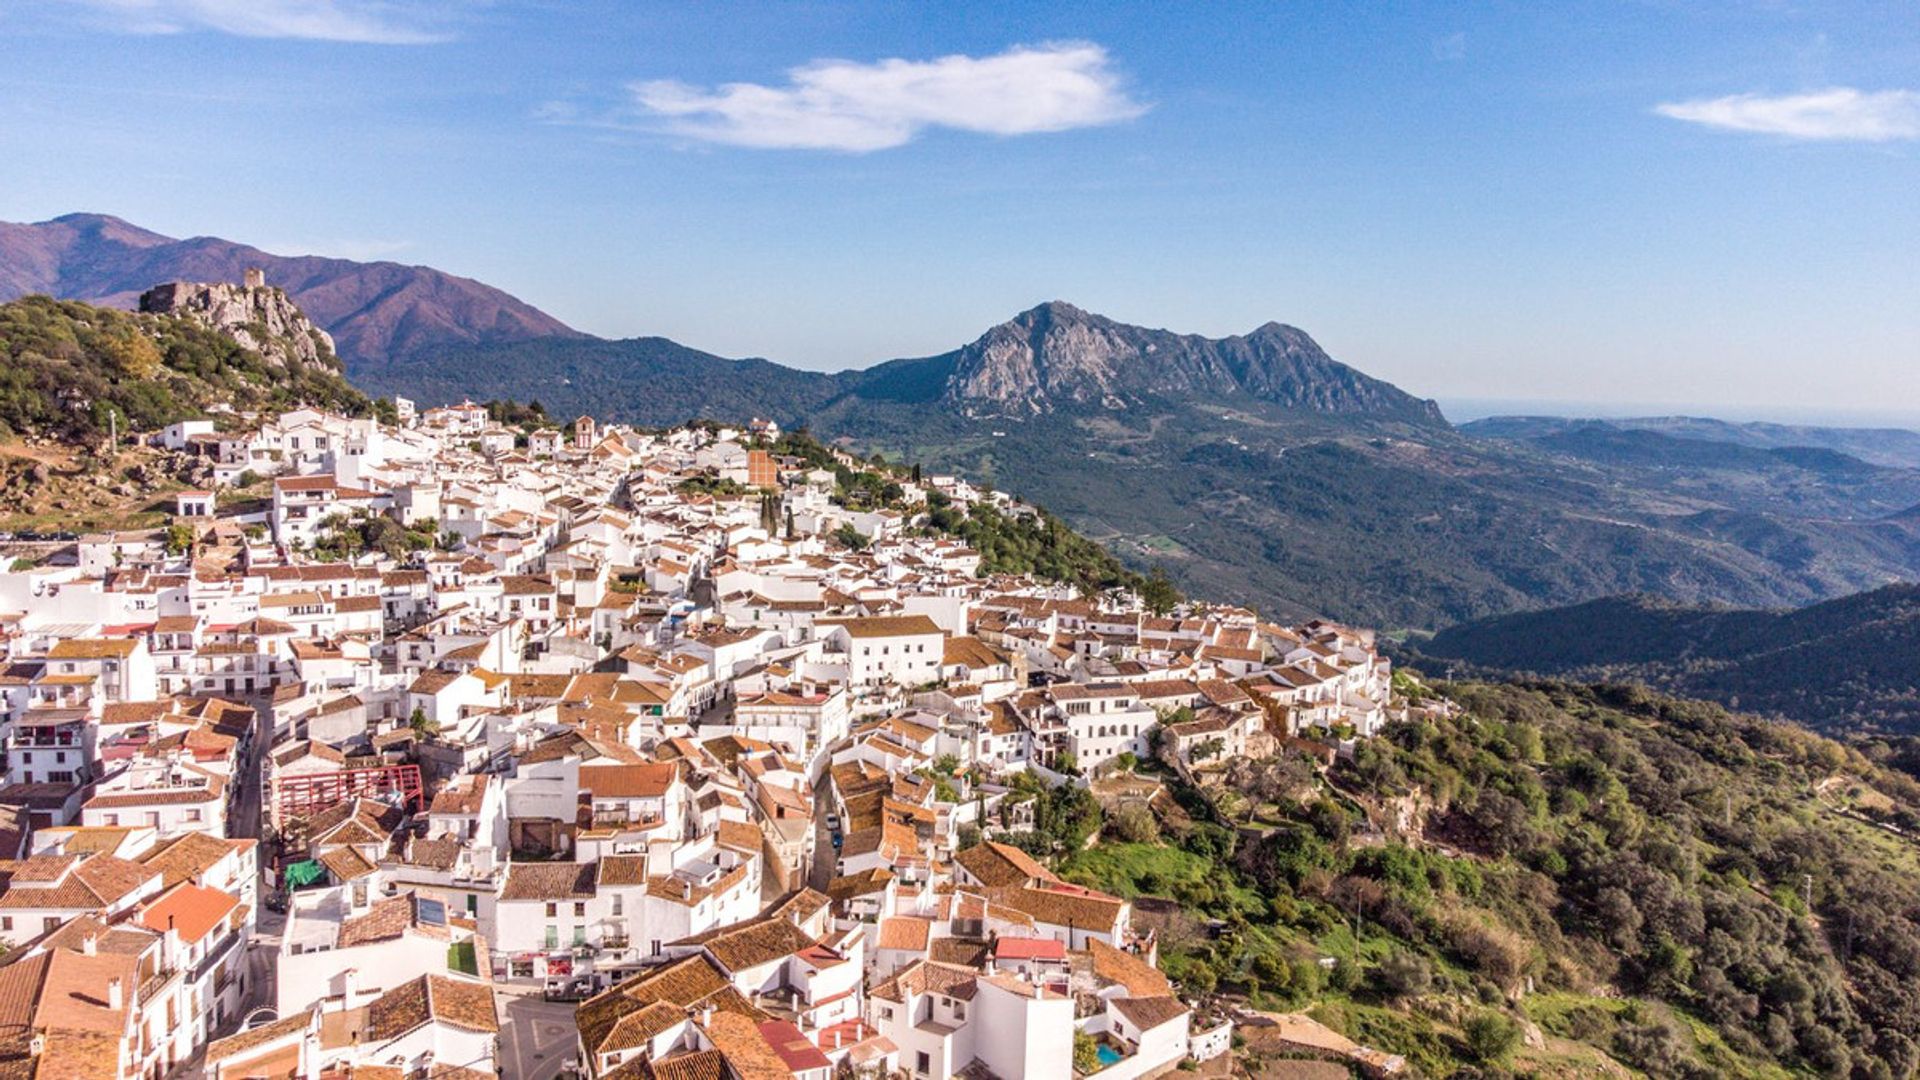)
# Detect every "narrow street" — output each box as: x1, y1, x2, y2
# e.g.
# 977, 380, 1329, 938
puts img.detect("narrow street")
497, 990, 579, 1080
